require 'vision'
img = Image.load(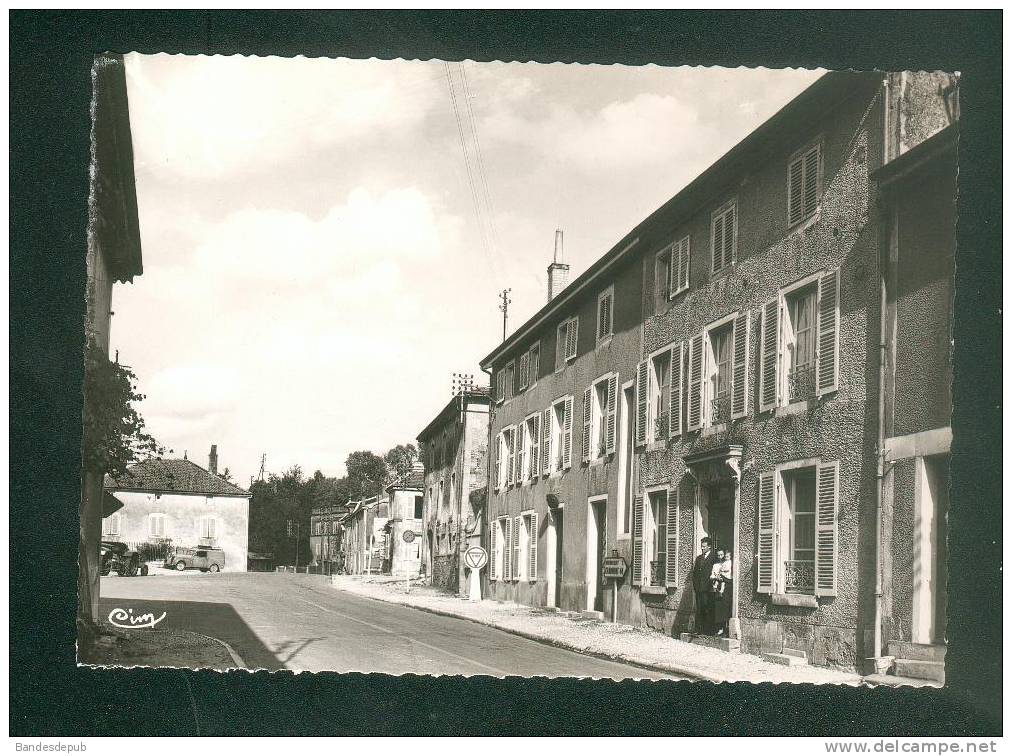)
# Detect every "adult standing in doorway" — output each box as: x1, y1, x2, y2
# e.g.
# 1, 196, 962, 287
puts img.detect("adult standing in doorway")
692, 537, 718, 634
